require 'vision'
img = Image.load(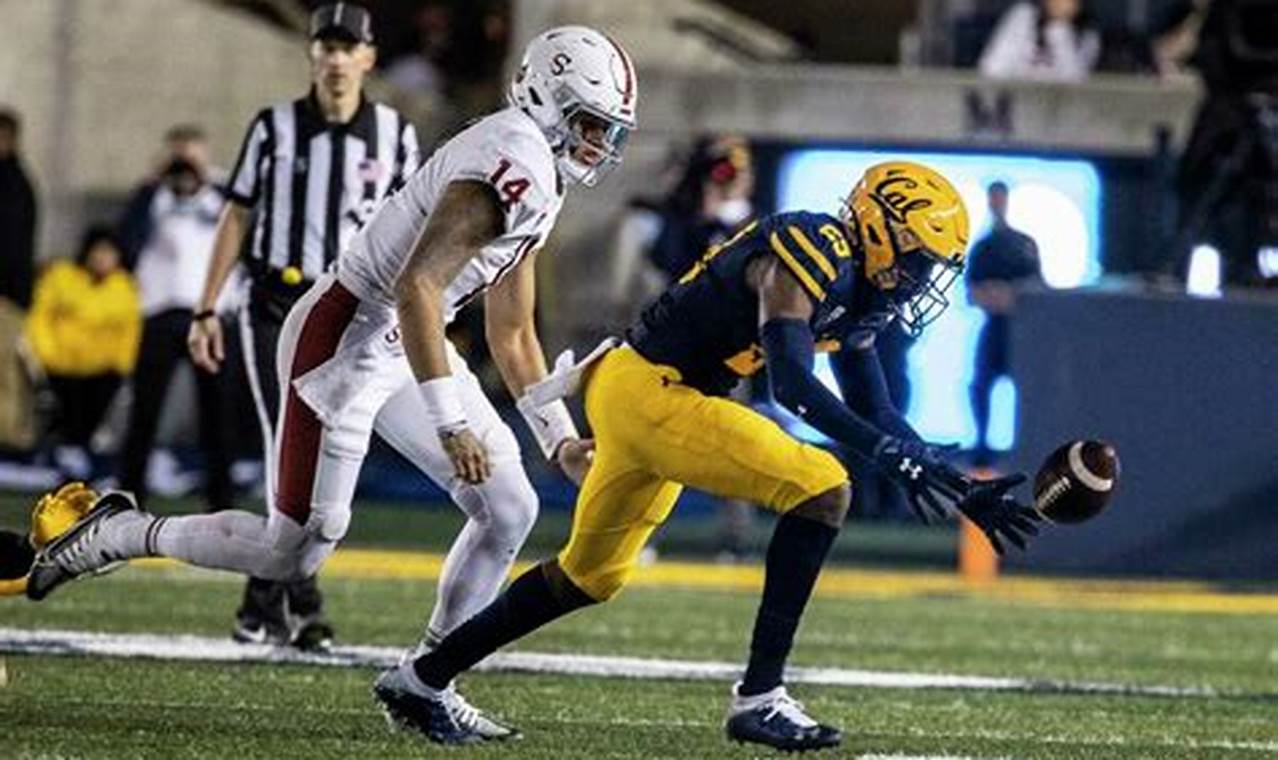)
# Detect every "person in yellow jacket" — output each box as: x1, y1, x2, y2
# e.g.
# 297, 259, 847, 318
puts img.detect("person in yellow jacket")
26, 226, 141, 478
0, 482, 100, 597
